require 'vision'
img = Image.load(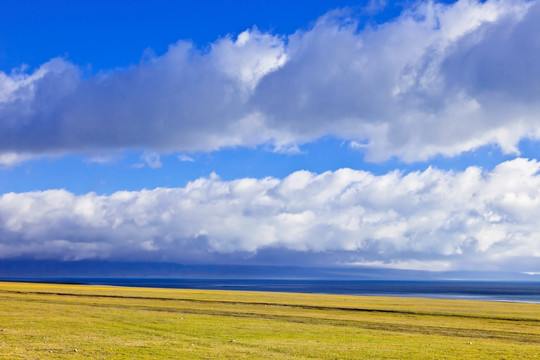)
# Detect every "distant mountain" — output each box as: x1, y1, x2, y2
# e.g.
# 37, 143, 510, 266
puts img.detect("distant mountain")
0, 259, 538, 281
